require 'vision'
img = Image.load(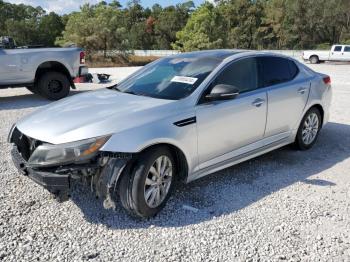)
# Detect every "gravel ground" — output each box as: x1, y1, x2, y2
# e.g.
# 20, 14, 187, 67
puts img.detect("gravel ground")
1, 62, 350, 261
